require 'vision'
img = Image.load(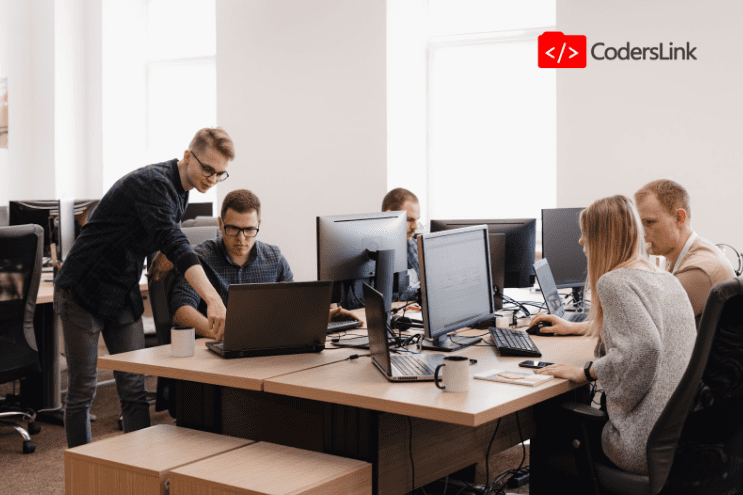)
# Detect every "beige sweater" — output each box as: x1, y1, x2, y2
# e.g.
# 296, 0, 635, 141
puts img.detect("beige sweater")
593, 268, 696, 474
